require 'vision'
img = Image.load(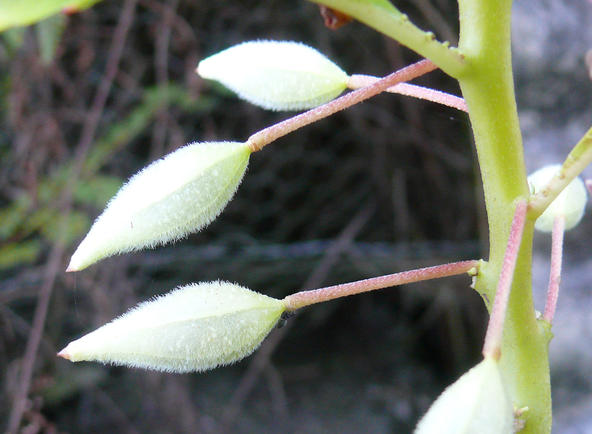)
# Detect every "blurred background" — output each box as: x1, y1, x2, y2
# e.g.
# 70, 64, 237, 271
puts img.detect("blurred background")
0, 0, 591, 432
